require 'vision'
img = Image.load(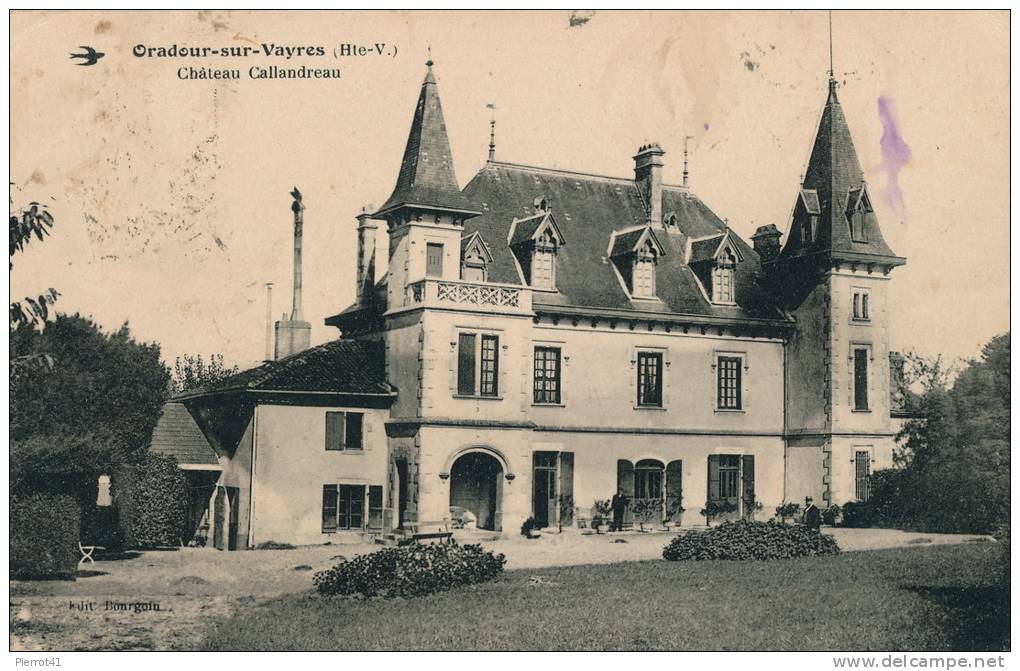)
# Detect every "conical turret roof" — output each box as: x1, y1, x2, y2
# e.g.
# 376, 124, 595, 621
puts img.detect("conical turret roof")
374, 61, 479, 218
779, 79, 902, 264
